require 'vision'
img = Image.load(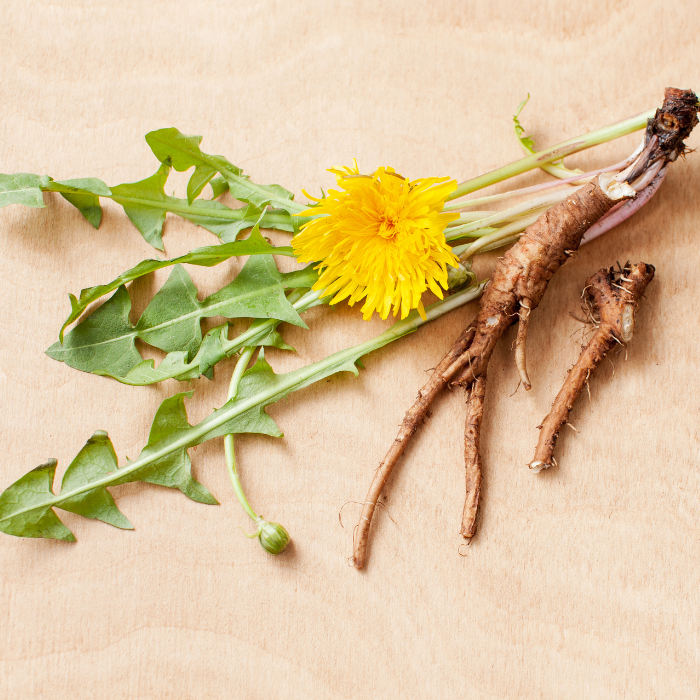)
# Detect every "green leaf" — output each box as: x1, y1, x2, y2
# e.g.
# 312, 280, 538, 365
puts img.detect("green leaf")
0, 461, 74, 541
0, 173, 46, 208
0, 165, 306, 246
59, 431, 133, 529
49, 177, 111, 229
2, 283, 487, 541
145, 127, 304, 216
209, 175, 229, 198
118, 393, 217, 505
47, 285, 143, 377
48, 255, 316, 378
110, 162, 172, 250
108, 316, 298, 386
57, 223, 294, 342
